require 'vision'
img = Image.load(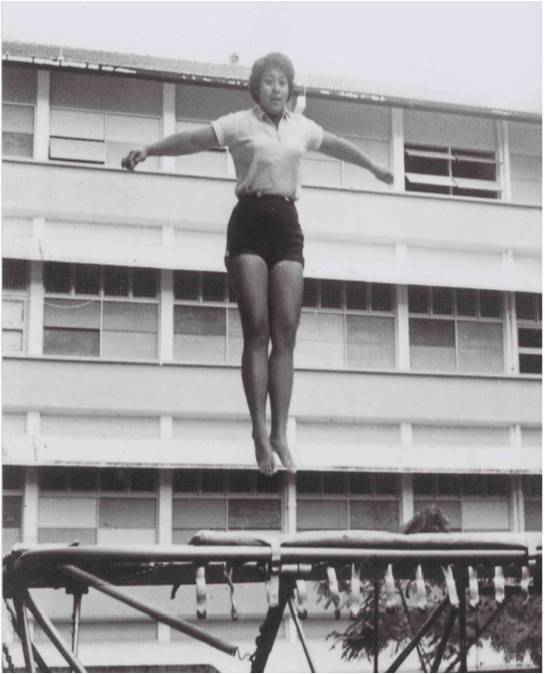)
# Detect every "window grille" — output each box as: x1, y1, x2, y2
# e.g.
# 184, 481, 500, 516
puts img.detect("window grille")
516, 292, 542, 374
174, 270, 199, 300
370, 284, 393, 312
302, 278, 319, 308
320, 280, 343, 309
3, 259, 29, 290
409, 285, 505, 374
43, 263, 158, 359
202, 272, 226, 303
2, 467, 25, 491
405, 143, 499, 199
346, 281, 367, 310
296, 472, 400, 531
